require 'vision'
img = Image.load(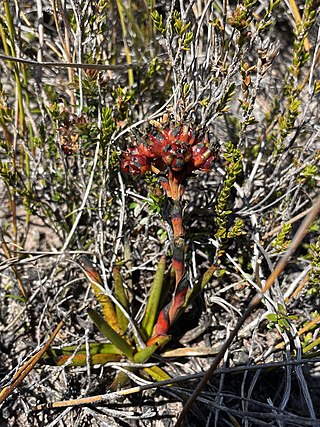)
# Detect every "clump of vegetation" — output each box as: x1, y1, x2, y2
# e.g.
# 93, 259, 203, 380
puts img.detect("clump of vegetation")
0, 1, 320, 426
